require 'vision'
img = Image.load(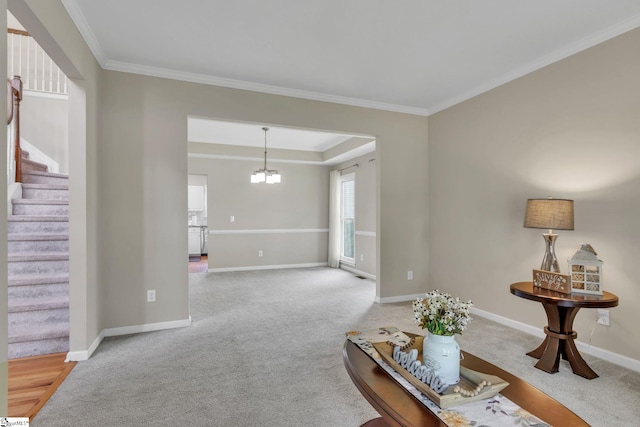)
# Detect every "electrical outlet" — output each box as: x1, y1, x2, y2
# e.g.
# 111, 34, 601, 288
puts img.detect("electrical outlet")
230, 215, 235, 222
407, 270, 413, 280
597, 309, 610, 326
147, 290, 156, 302
360, 254, 364, 262
258, 250, 263, 257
